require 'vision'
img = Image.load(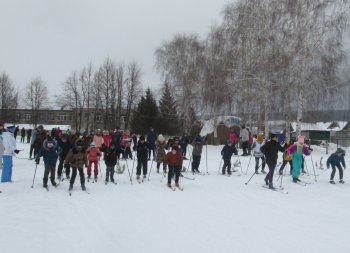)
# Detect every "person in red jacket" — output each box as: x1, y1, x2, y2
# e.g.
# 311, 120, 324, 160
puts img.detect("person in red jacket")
86, 142, 102, 181
164, 146, 183, 189
121, 129, 133, 159
103, 130, 112, 148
